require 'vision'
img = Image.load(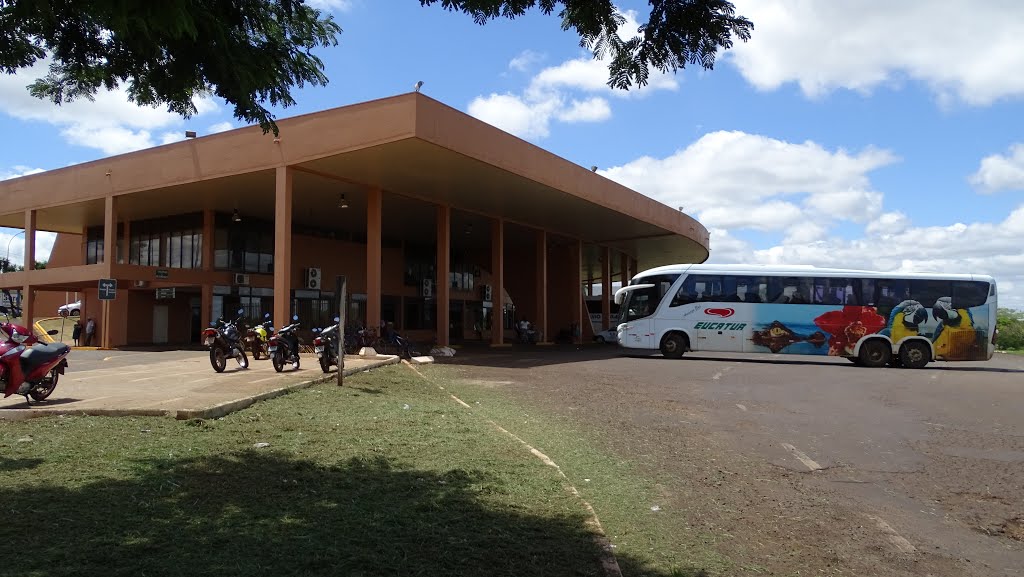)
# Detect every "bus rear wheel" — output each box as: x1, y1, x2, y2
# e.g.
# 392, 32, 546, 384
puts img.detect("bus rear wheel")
660, 333, 688, 359
858, 340, 891, 368
899, 341, 931, 369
